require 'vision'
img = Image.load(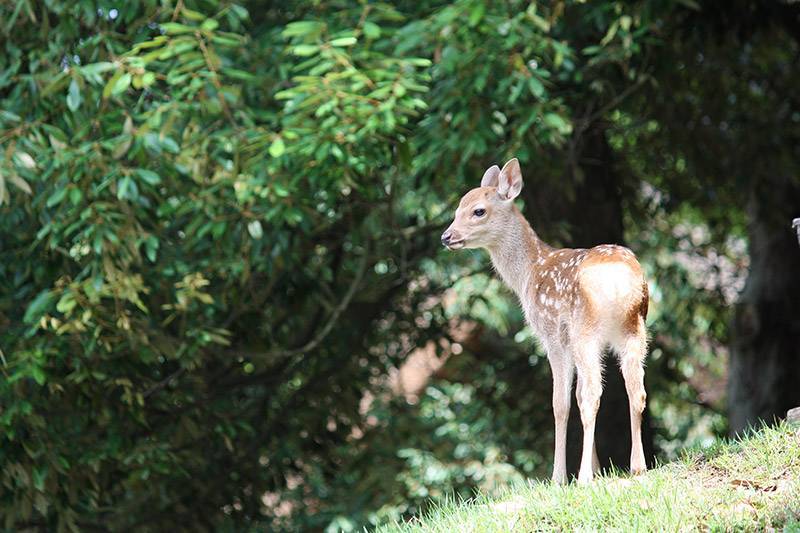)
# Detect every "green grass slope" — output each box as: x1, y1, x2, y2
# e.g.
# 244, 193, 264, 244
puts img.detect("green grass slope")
380, 422, 800, 532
